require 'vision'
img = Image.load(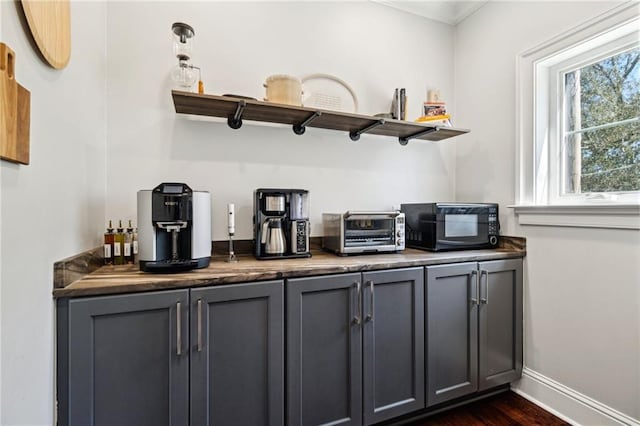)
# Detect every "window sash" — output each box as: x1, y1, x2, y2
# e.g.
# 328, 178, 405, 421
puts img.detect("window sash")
547, 30, 639, 204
